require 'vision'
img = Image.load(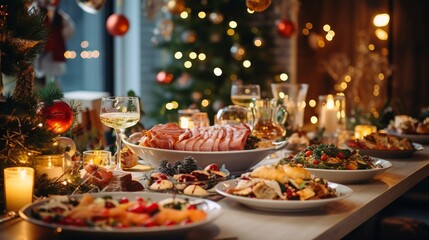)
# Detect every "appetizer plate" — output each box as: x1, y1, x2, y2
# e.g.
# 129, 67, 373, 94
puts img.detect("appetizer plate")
19, 192, 221, 237
123, 133, 288, 173
386, 129, 429, 144
215, 179, 352, 212
347, 143, 424, 159
305, 159, 392, 184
